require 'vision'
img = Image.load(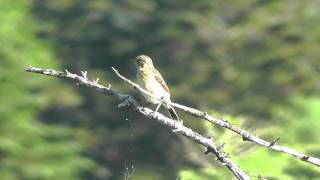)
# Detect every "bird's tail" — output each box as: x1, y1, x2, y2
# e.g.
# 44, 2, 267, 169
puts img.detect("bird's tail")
167, 106, 180, 121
